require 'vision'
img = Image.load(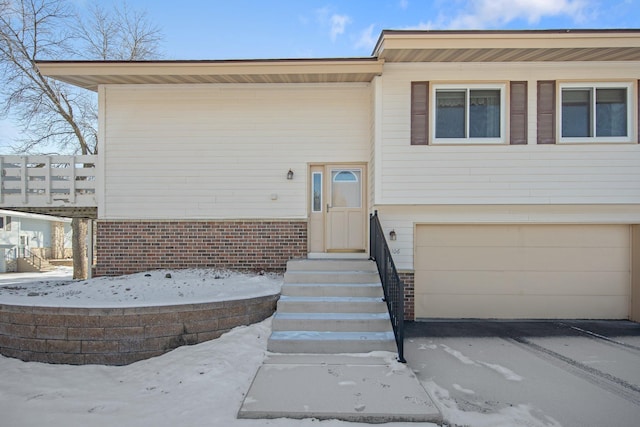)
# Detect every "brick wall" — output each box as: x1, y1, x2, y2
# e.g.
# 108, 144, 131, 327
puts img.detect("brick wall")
95, 220, 307, 276
0, 294, 278, 365
398, 271, 415, 321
